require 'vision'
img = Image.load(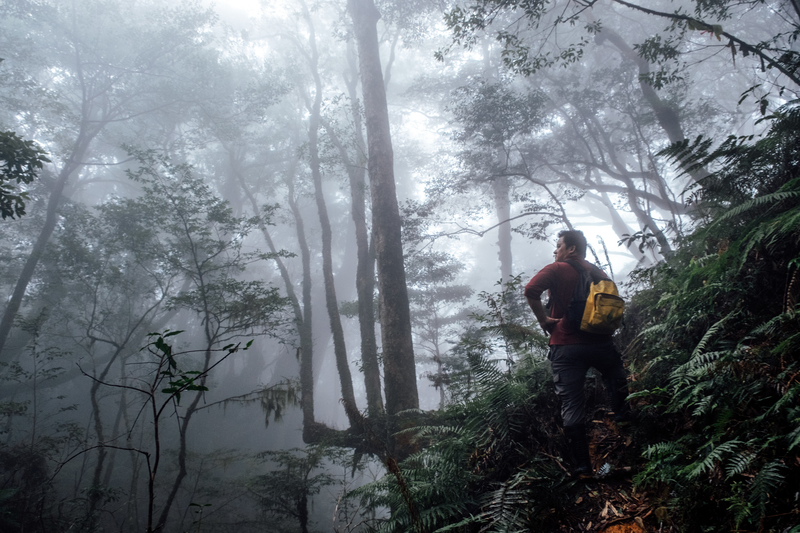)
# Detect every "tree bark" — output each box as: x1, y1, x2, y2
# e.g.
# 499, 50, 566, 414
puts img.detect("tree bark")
285, 177, 317, 439
300, 0, 359, 427
491, 175, 513, 281
348, 0, 419, 414
228, 148, 317, 433
0, 128, 94, 359
317, 38, 384, 417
